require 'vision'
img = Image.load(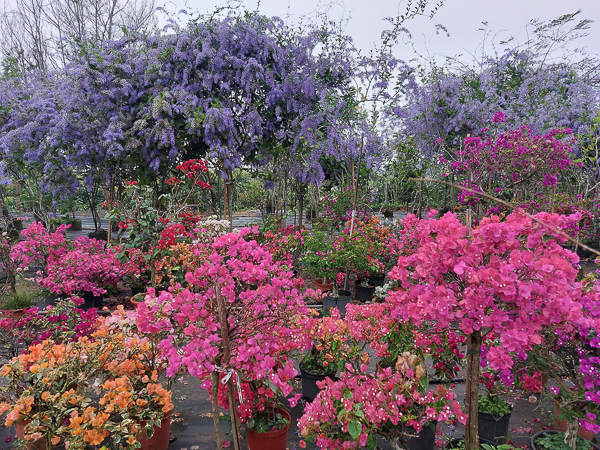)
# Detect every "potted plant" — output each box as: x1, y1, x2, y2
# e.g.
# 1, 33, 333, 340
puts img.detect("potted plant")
130, 291, 146, 309
321, 272, 352, 316
0, 297, 99, 363
477, 394, 512, 444
298, 310, 364, 402
301, 231, 334, 291
531, 431, 600, 450
120, 248, 150, 295
0, 334, 123, 449
240, 376, 294, 450
108, 161, 211, 286
298, 352, 466, 450
386, 210, 600, 450
0, 312, 174, 450
135, 228, 308, 450
37, 236, 125, 307
524, 318, 600, 444
0, 286, 37, 320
